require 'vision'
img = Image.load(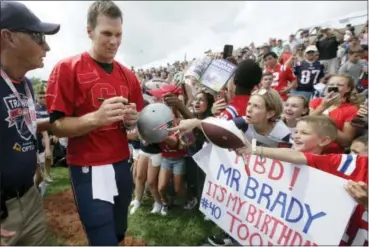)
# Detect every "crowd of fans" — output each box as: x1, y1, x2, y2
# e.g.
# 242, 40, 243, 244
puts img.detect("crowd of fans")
35, 21, 368, 246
